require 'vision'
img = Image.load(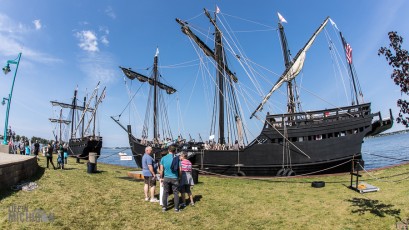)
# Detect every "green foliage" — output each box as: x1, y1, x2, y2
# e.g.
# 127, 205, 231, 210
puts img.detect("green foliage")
379, 31, 409, 127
